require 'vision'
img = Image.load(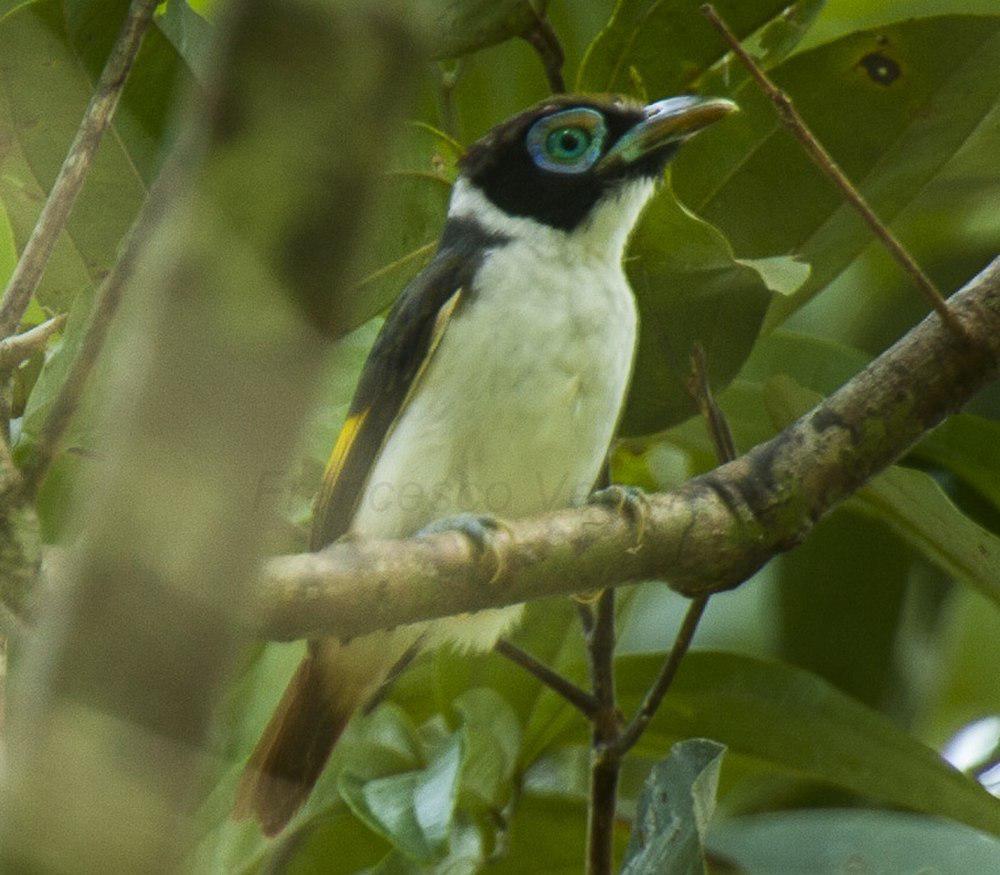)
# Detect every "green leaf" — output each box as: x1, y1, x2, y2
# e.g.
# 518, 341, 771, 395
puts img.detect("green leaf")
770, 507, 930, 716
621, 738, 726, 875
154, 0, 213, 77
913, 414, 1000, 513
488, 794, 630, 874
453, 688, 521, 808
708, 809, 1000, 873
854, 466, 1000, 608
737, 255, 811, 296
338, 729, 462, 862
736, 329, 869, 395
543, 652, 1000, 836
798, 0, 1000, 53
621, 183, 773, 434
670, 16, 1000, 328
268, 806, 393, 874
577, 0, 808, 96
0, 0, 191, 311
